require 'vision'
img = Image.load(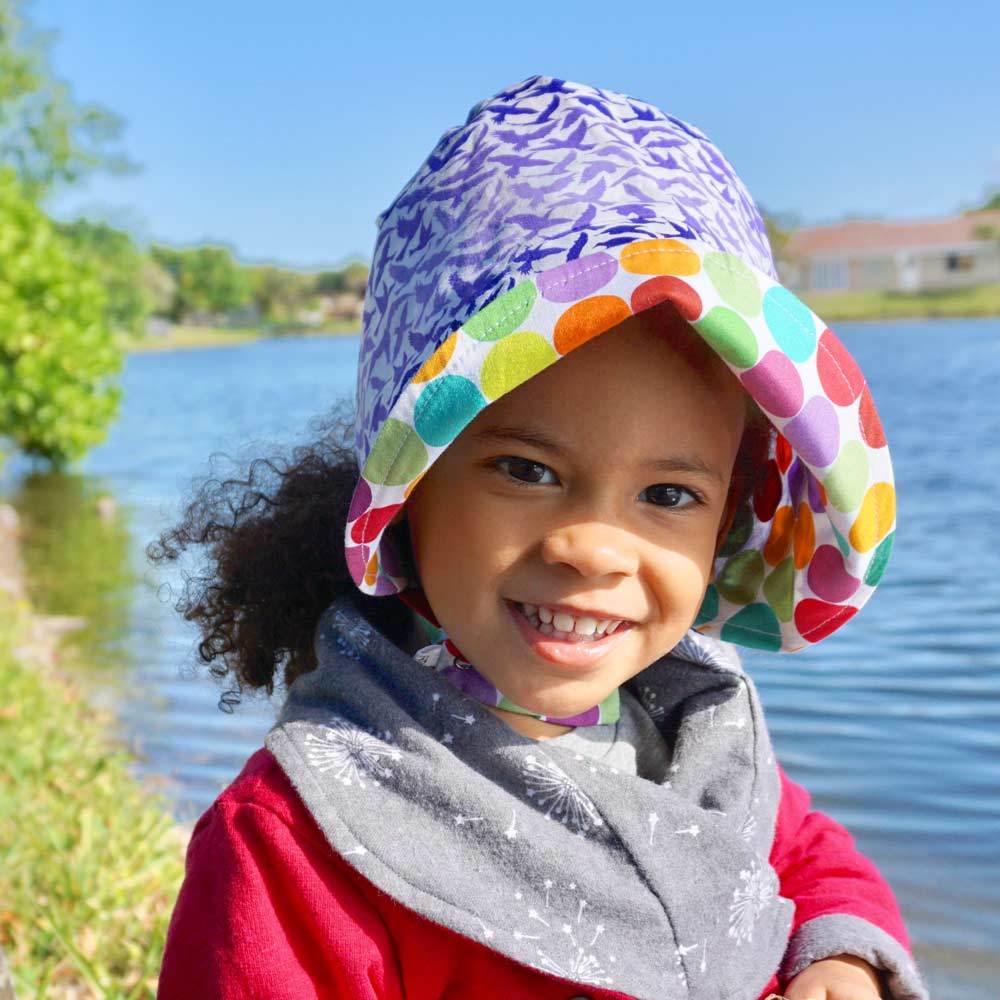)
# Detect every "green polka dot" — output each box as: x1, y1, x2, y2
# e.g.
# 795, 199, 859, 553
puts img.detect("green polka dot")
695, 584, 719, 626
362, 418, 428, 486
721, 604, 782, 651
763, 286, 815, 362
463, 282, 537, 341
715, 550, 765, 606
762, 558, 795, 622
832, 522, 851, 559
824, 441, 869, 512
704, 252, 762, 317
413, 375, 485, 447
864, 531, 894, 586
480, 332, 558, 400
718, 505, 754, 557
694, 307, 759, 369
